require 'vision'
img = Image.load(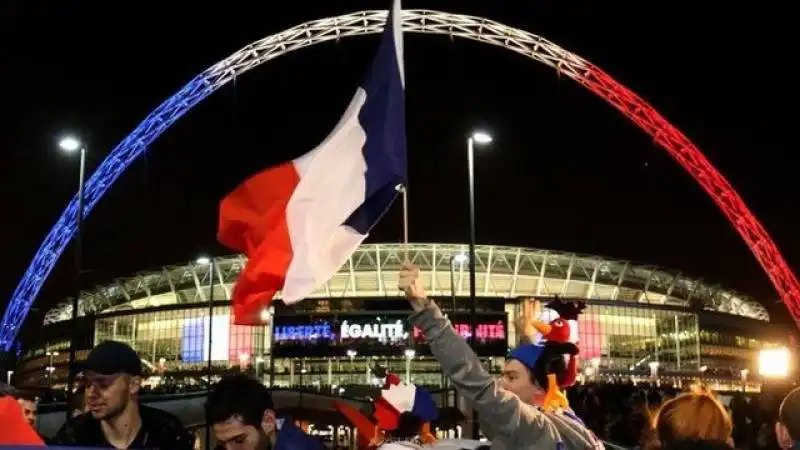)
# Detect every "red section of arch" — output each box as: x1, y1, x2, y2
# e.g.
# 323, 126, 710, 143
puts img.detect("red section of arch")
578, 64, 800, 326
